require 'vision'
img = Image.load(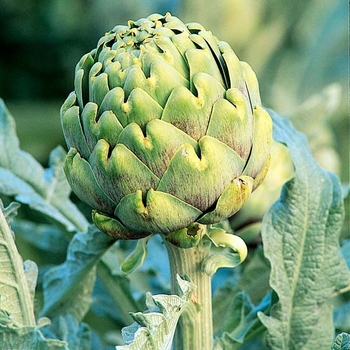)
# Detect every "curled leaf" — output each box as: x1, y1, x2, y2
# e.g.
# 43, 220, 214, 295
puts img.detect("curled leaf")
202, 228, 247, 276
116, 275, 196, 350
121, 235, 153, 275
